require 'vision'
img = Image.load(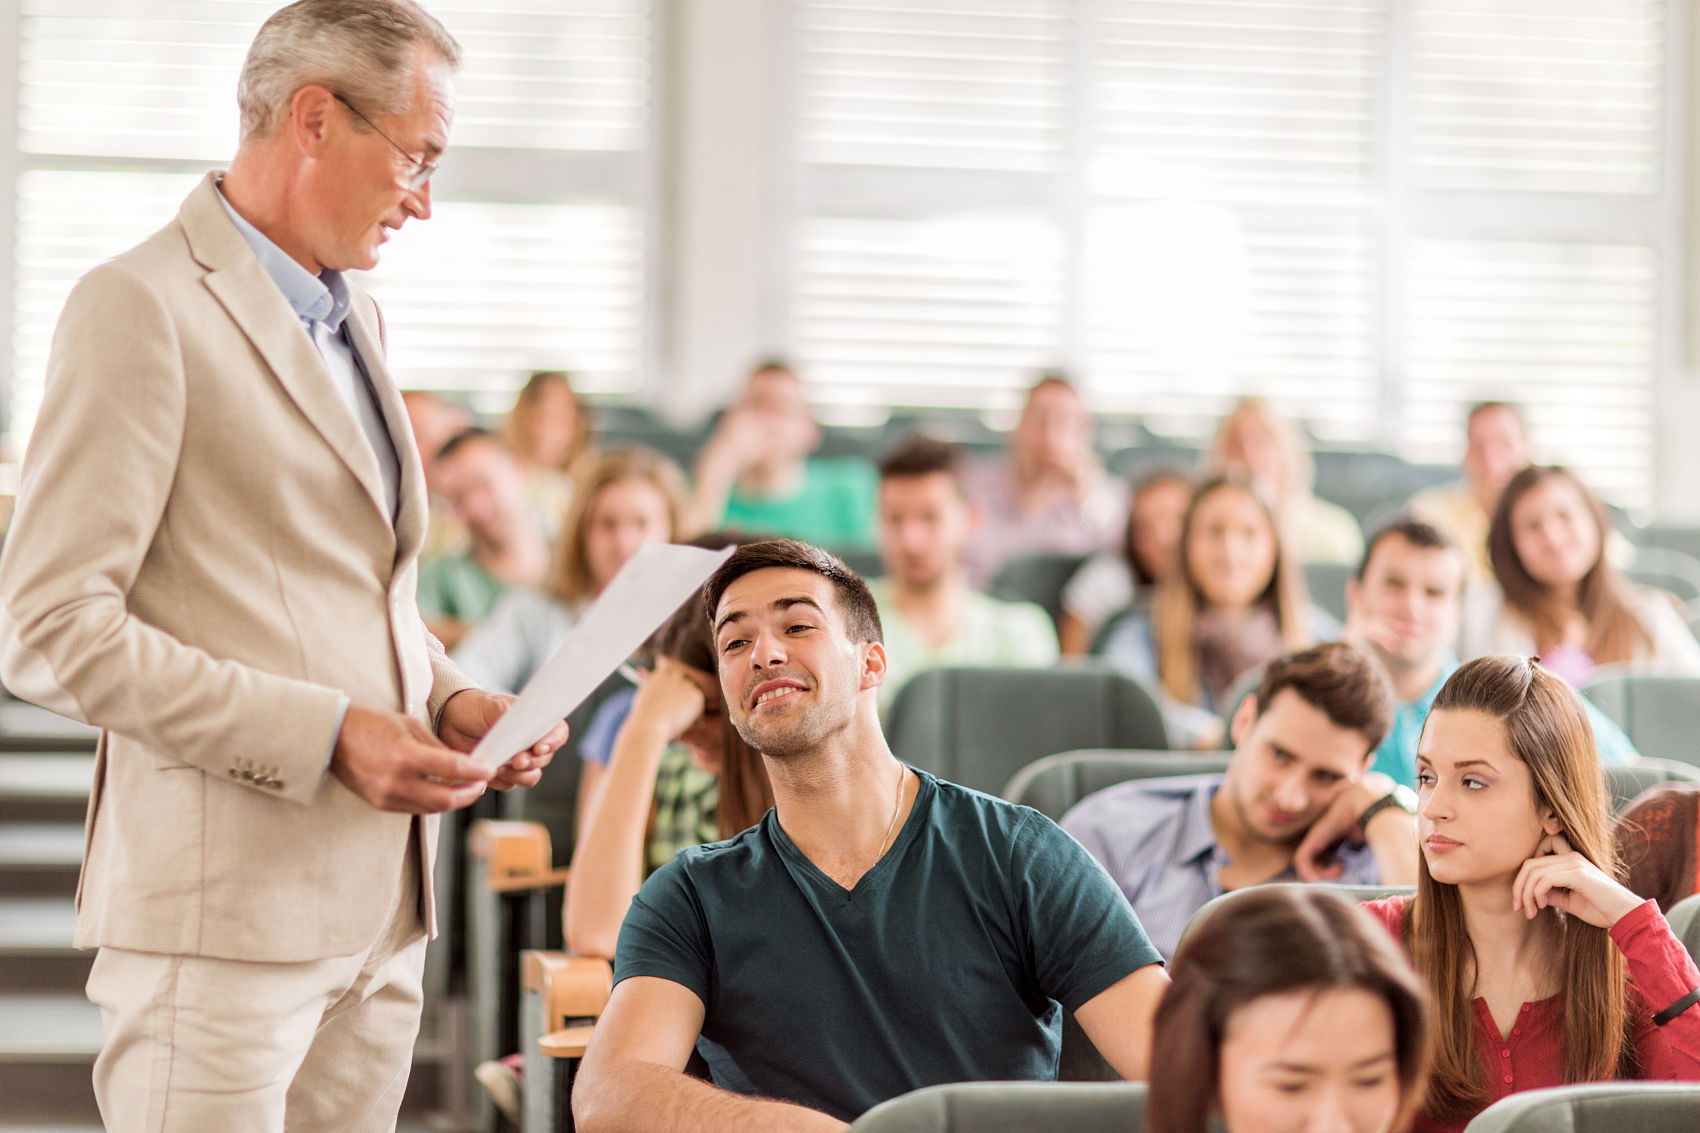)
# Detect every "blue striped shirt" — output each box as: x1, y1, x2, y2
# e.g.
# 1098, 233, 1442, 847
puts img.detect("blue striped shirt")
1060, 773, 1380, 959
